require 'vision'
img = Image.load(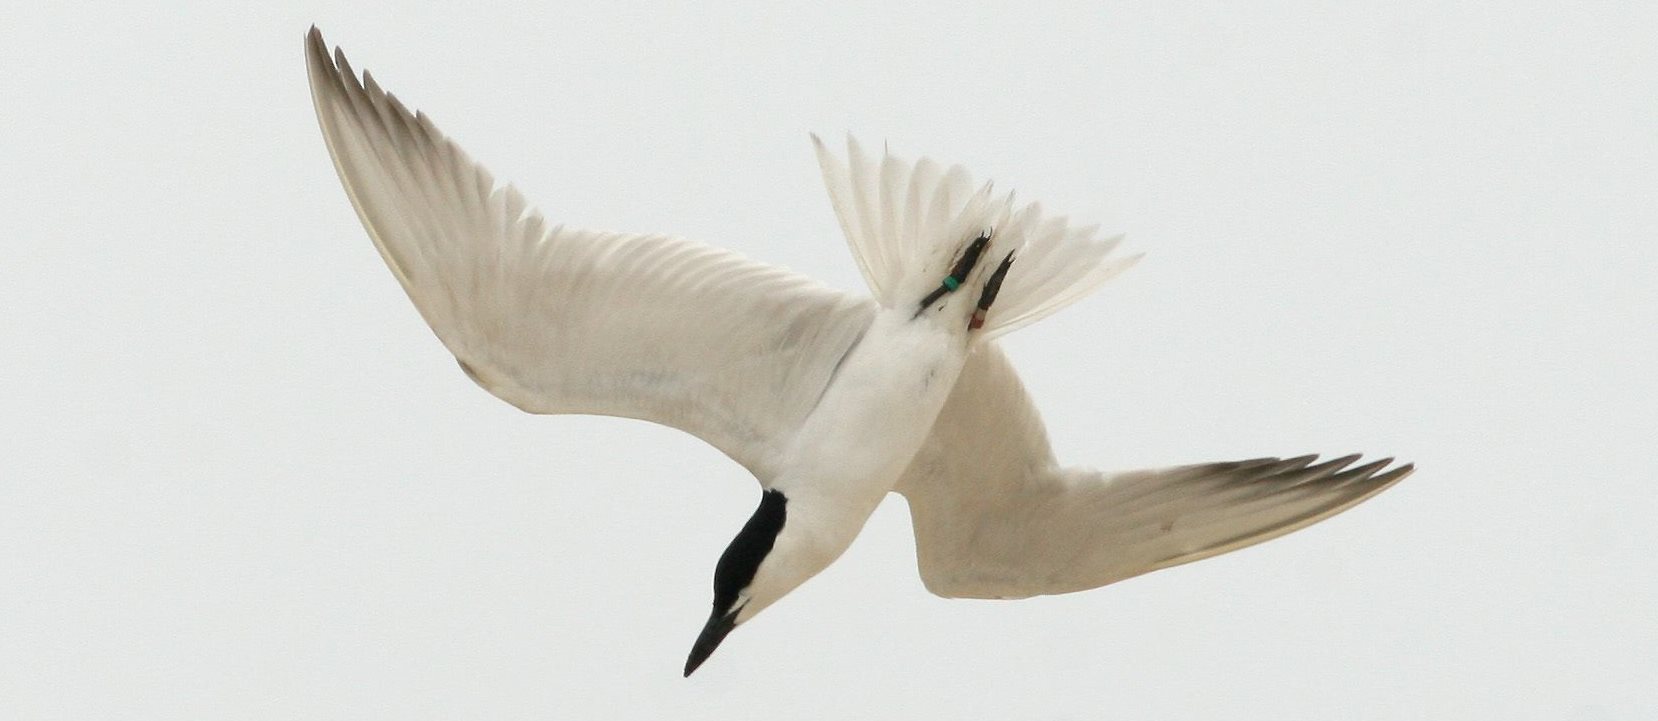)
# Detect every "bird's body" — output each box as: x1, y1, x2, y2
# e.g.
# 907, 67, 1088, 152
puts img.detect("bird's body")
774, 310, 964, 532
747, 308, 975, 621
304, 26, 1414, 677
